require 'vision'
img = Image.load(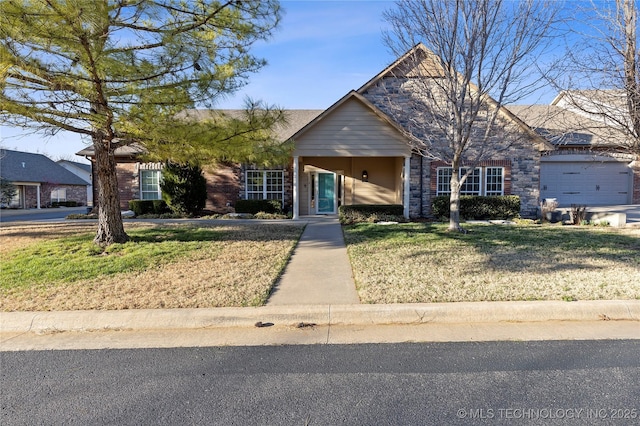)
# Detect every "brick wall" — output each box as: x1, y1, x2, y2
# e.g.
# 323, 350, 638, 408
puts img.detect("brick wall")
111, 161, 242, 212
203, 163, 242, 212
115, 162, 139, 209
23, 184, 87, 208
